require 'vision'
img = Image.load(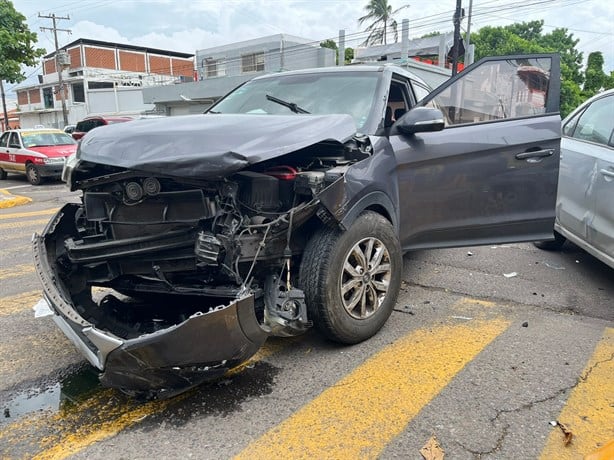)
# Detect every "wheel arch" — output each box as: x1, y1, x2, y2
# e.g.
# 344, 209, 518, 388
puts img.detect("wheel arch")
339, 191, 399, 234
